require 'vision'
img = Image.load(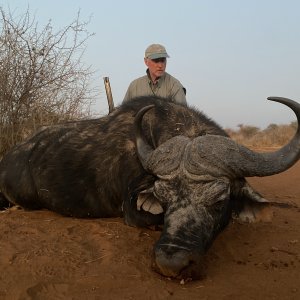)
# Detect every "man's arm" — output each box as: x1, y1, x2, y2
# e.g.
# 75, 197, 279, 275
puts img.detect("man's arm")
173, 86, 187, 106
123, 82, 134, 104
123, 88, 131, 104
